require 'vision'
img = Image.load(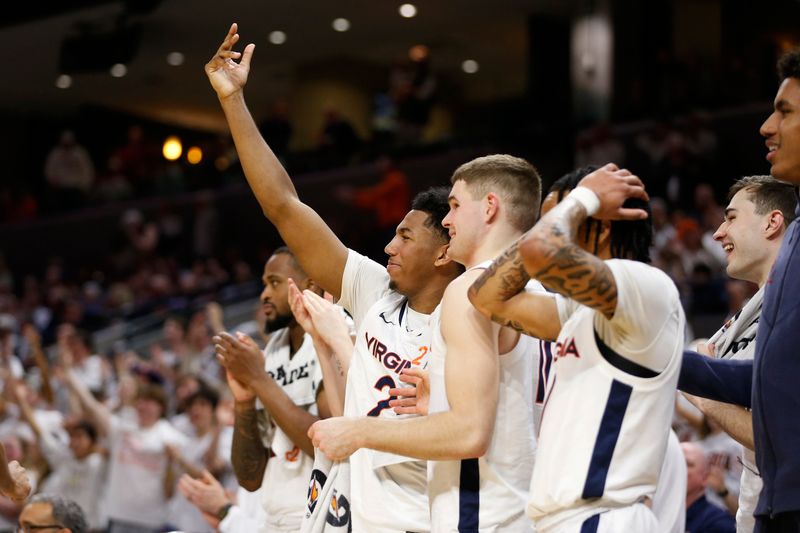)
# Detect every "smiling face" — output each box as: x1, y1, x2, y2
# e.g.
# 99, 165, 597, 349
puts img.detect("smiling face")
441, 180, 486, 265
383, 210, 448, 295
761, 77, 800, 184
713, 188, 774, 285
